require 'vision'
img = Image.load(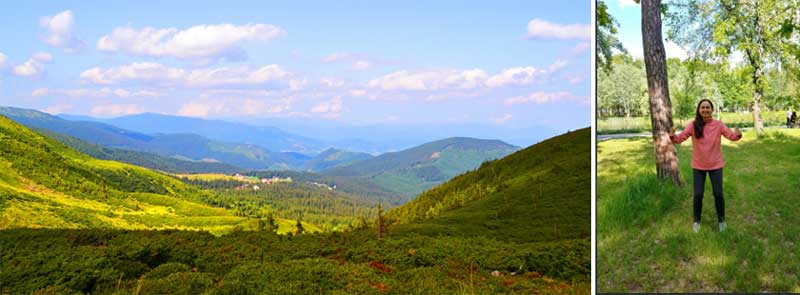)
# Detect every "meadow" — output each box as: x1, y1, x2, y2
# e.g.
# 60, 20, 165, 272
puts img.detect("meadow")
597, 111, 788, 134
597, 128, 800, 292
